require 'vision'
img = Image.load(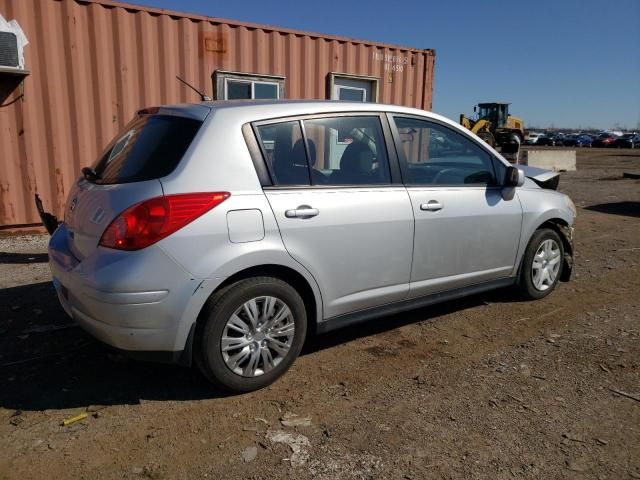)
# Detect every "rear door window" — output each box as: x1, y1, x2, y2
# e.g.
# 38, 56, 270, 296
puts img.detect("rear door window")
302, 116, 391, 186
255, 115, 391, 187
91, 114, 202, 184
256, 121, 310, 186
